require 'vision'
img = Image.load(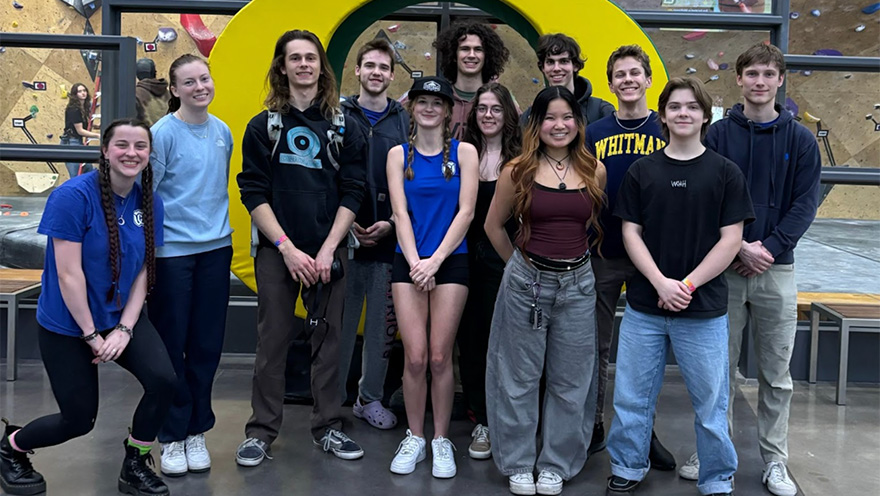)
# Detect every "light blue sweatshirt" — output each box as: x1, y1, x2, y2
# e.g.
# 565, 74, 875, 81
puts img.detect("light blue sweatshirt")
150, 113, 234, 258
